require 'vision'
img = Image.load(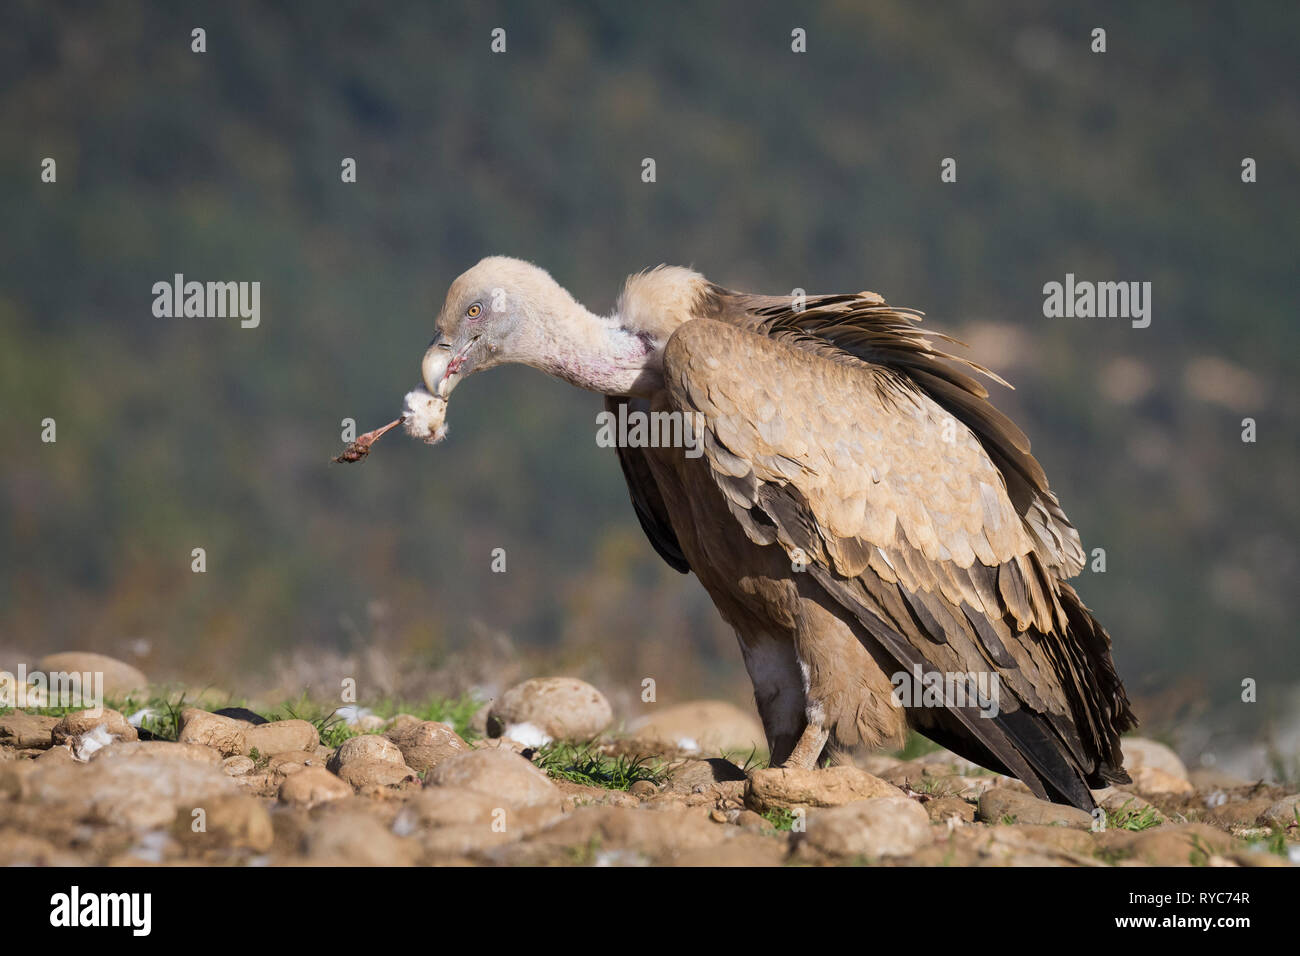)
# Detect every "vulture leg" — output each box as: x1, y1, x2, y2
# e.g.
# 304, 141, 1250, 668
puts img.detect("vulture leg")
784, 722, 830, 770
736, 629, 807, 766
